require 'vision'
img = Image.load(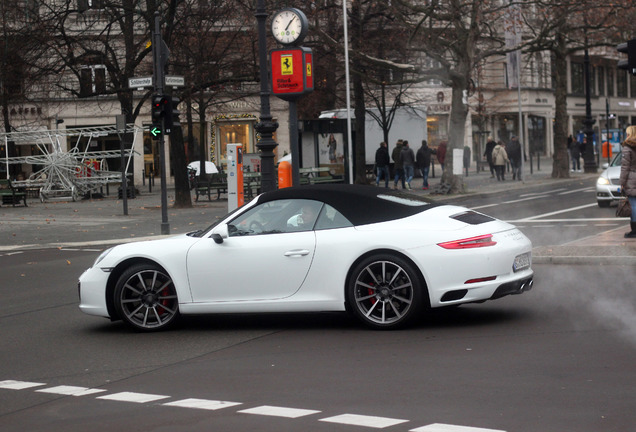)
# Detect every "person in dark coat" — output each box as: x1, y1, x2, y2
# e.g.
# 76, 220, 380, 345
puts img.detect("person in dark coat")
392, 139, 405, 189
620, 125, 636, 238
506, 136, 522, 181
400, 140, 416, 189
416, 140, 436, 190
463, 145, 471, 176
484, 136, 497, 178
568, 135, 581, 172
374, 141, 390, 187
436, 141, 447, 172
